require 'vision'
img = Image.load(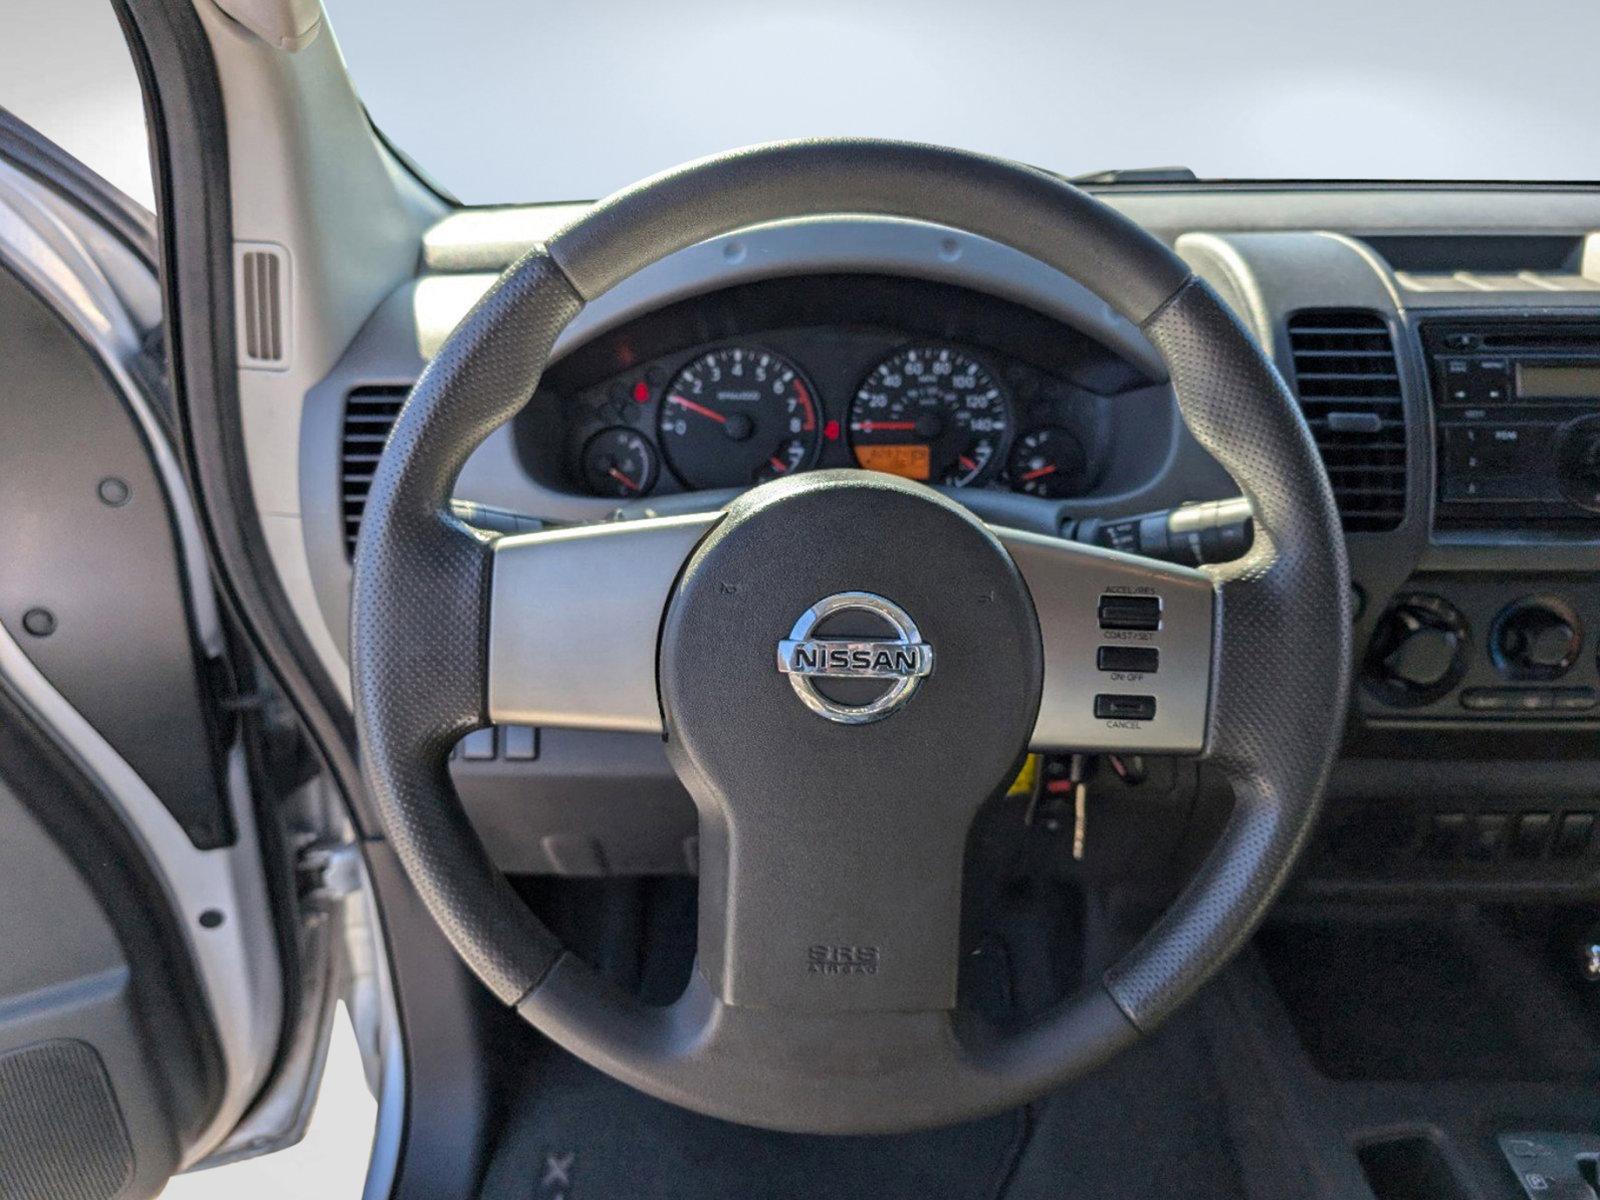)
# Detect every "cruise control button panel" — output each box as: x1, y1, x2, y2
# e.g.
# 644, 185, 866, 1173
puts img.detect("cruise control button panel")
1000, 529, 1214, 755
